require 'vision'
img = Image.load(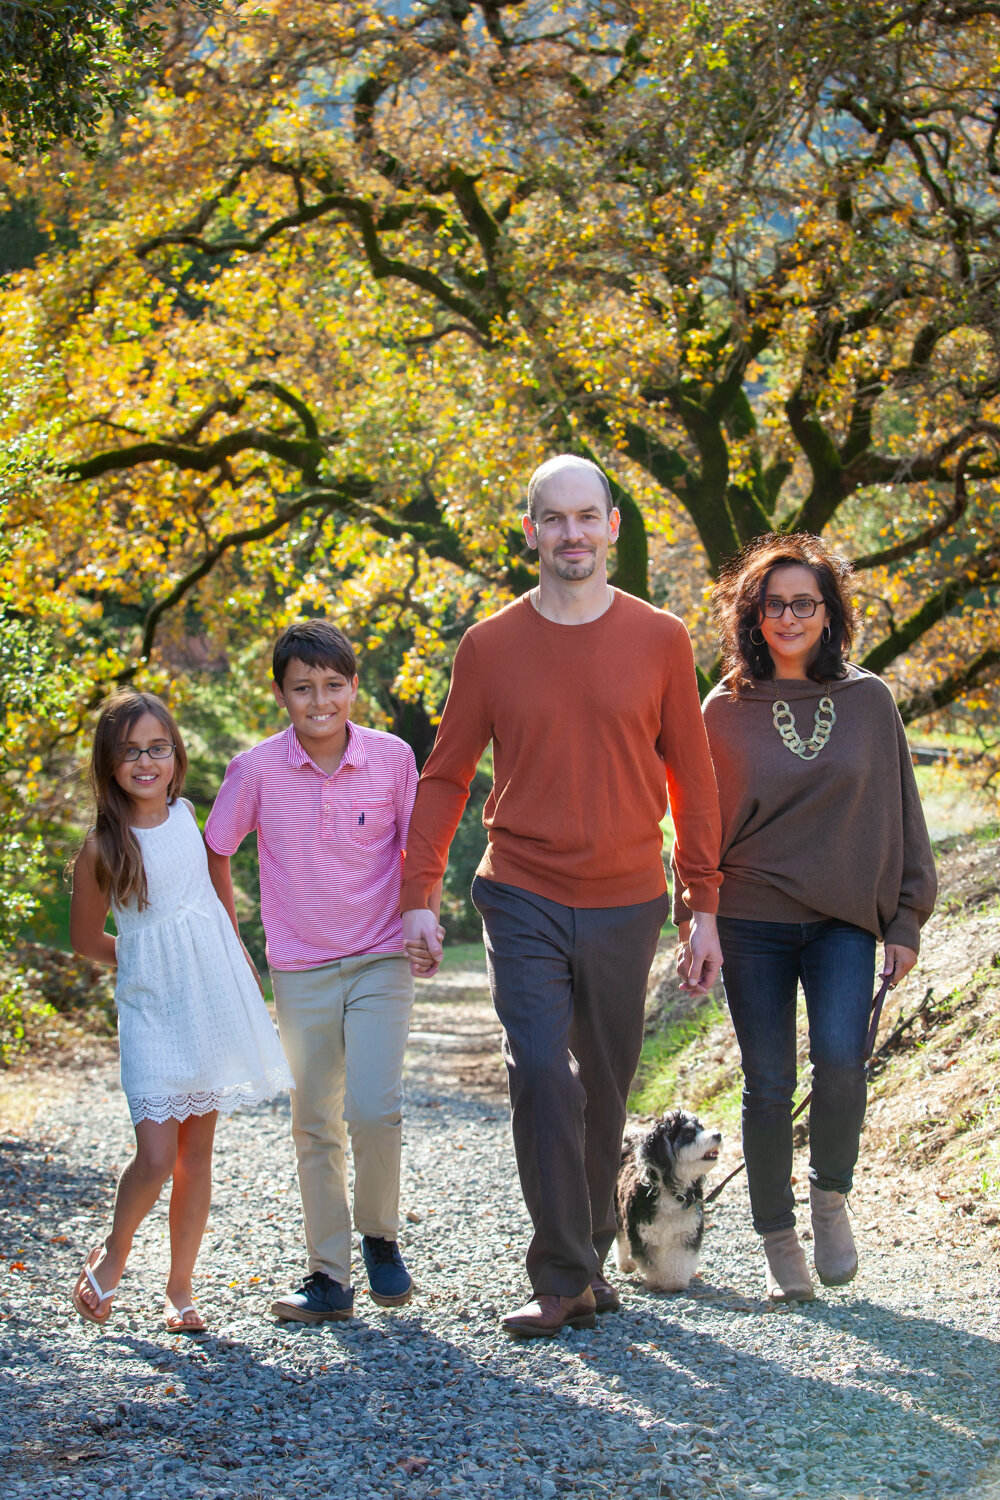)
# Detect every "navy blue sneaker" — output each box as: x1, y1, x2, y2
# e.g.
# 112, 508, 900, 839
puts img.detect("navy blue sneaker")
361, 1236, 413, 1306
270, 1271, 354, 1323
